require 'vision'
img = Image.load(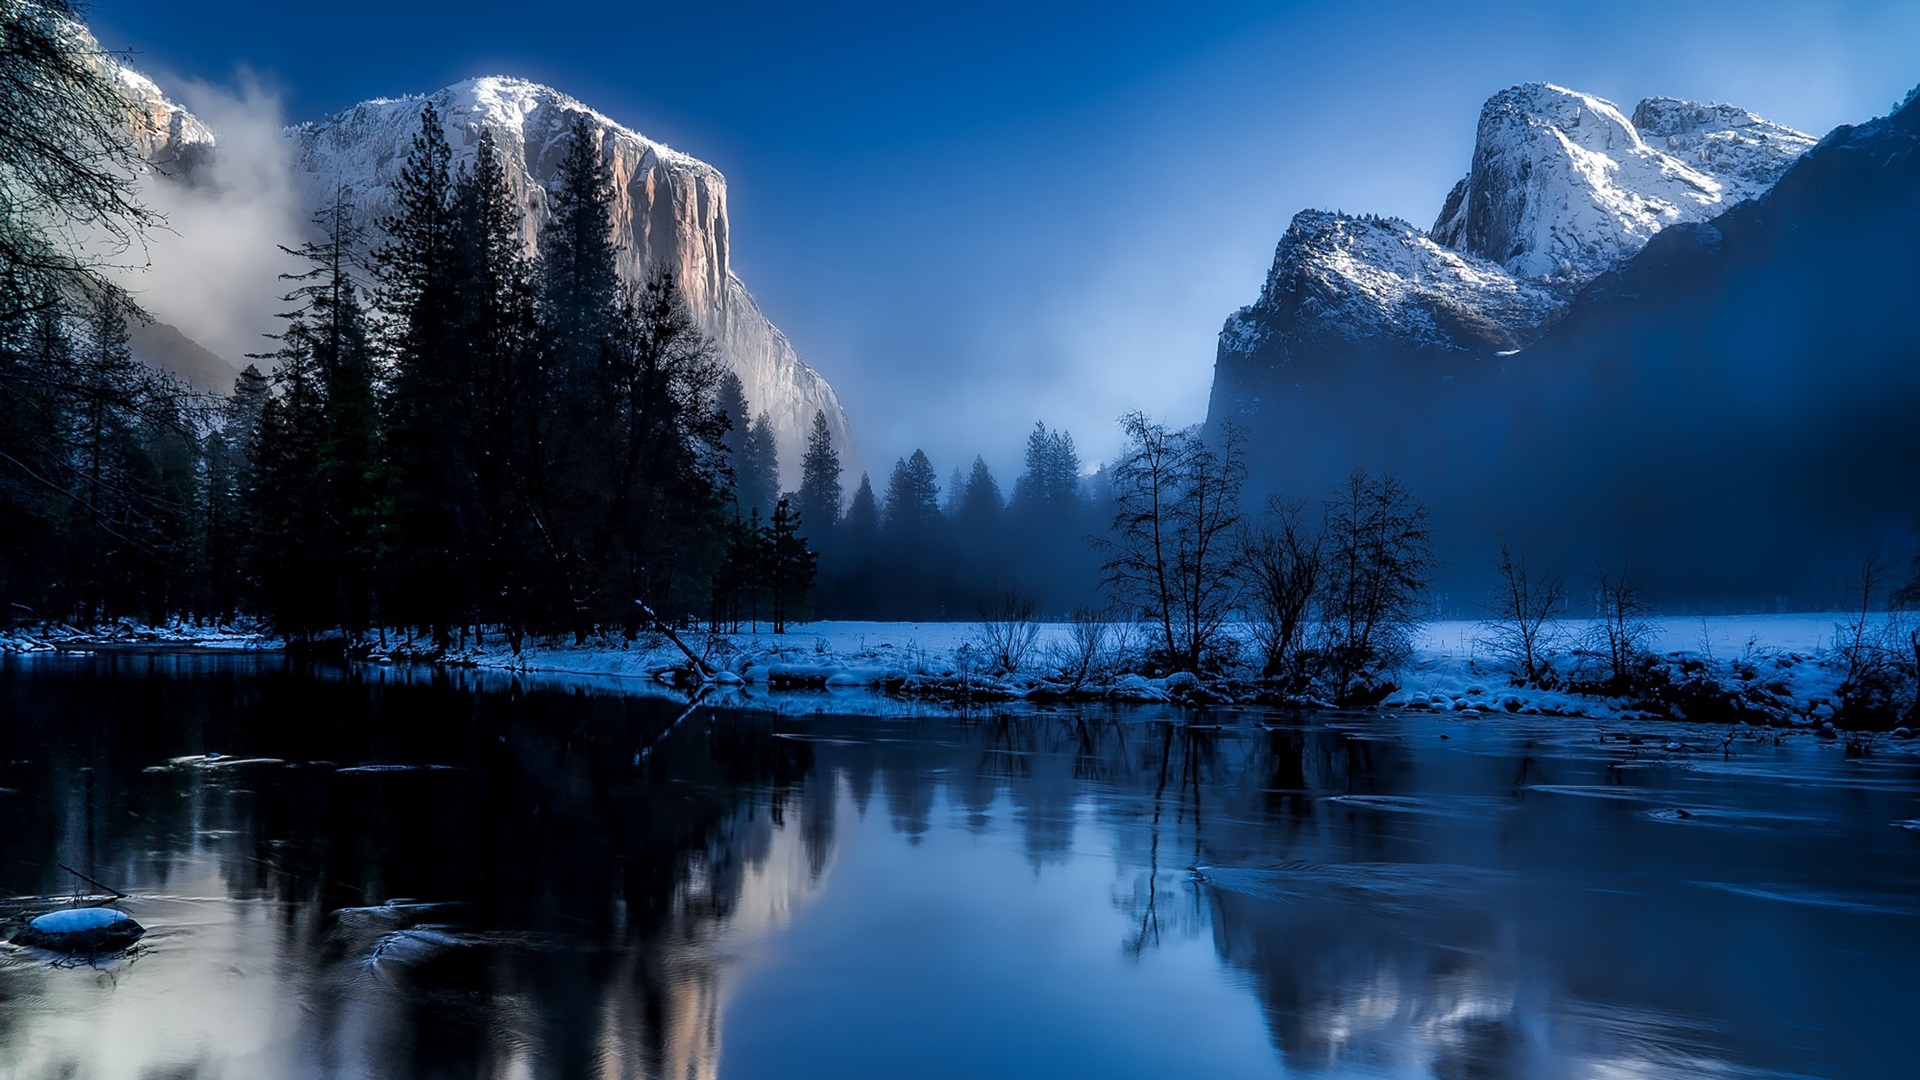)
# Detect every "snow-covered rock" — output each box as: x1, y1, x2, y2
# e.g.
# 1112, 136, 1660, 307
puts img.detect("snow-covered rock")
287, 76, 850, 483
1220, 211, 1565, 366
1431, 84, 1812, 283
115, 66, 214, 172
12, 907, 146, 954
